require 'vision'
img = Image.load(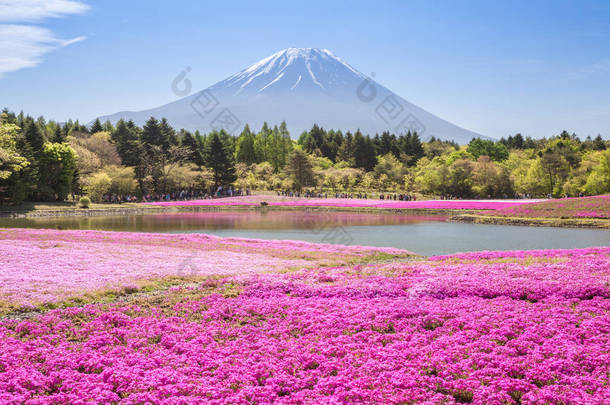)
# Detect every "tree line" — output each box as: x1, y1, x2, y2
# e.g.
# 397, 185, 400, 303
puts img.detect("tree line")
1, 107, 608, 205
